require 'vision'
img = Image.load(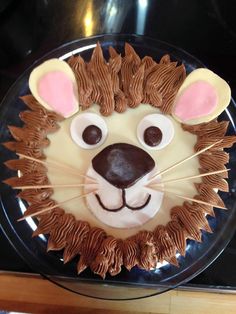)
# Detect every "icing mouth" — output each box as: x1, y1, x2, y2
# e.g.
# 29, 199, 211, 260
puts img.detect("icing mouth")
95, 189, 152, 212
